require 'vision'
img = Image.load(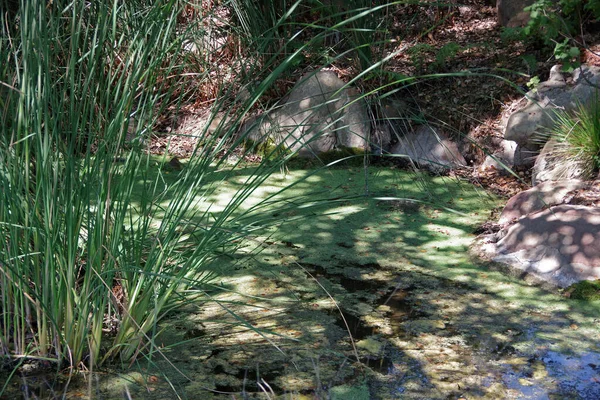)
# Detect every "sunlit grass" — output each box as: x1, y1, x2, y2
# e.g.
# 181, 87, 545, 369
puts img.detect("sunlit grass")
538, 97, 600, 180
